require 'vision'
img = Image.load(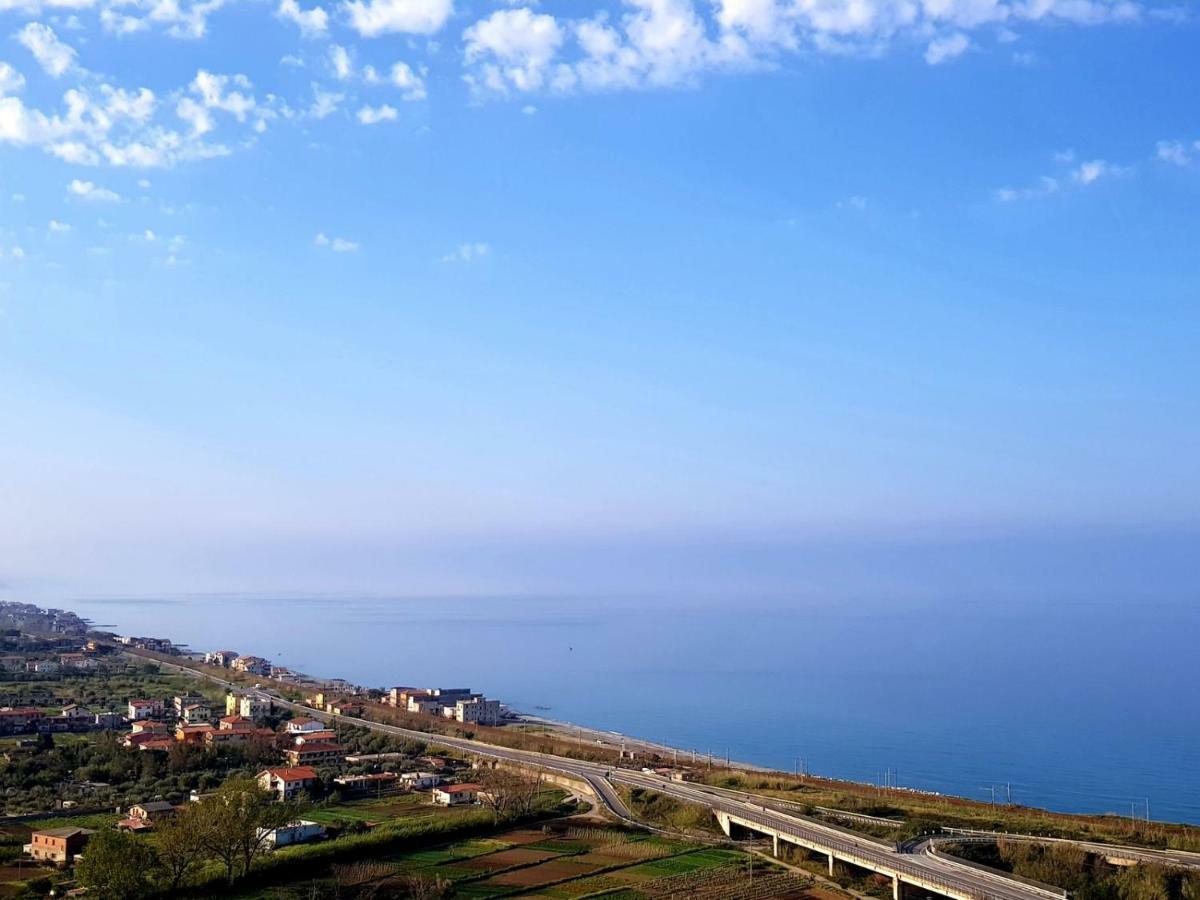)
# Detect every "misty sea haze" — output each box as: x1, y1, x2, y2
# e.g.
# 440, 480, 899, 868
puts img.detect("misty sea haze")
68, 556, 1200, 824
